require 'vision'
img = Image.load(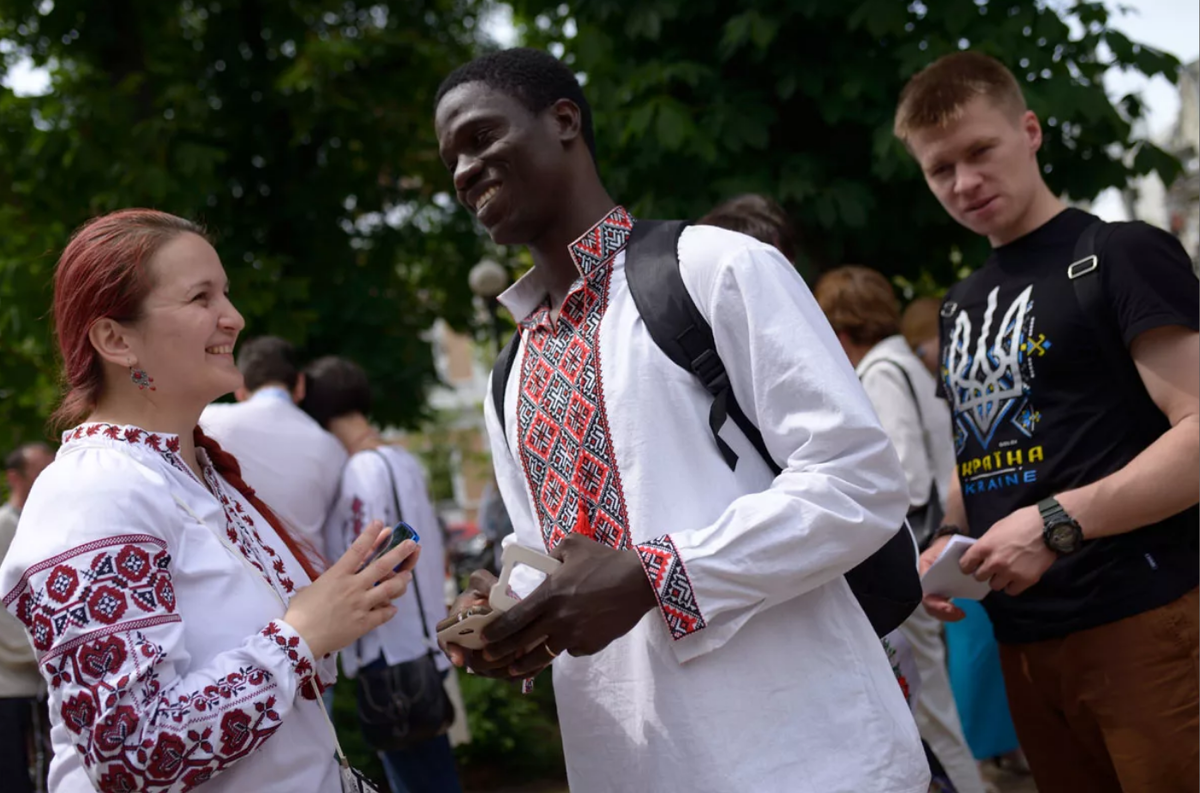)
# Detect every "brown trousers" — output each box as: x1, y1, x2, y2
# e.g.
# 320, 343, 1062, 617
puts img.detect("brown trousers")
999, 587, 1199, 793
